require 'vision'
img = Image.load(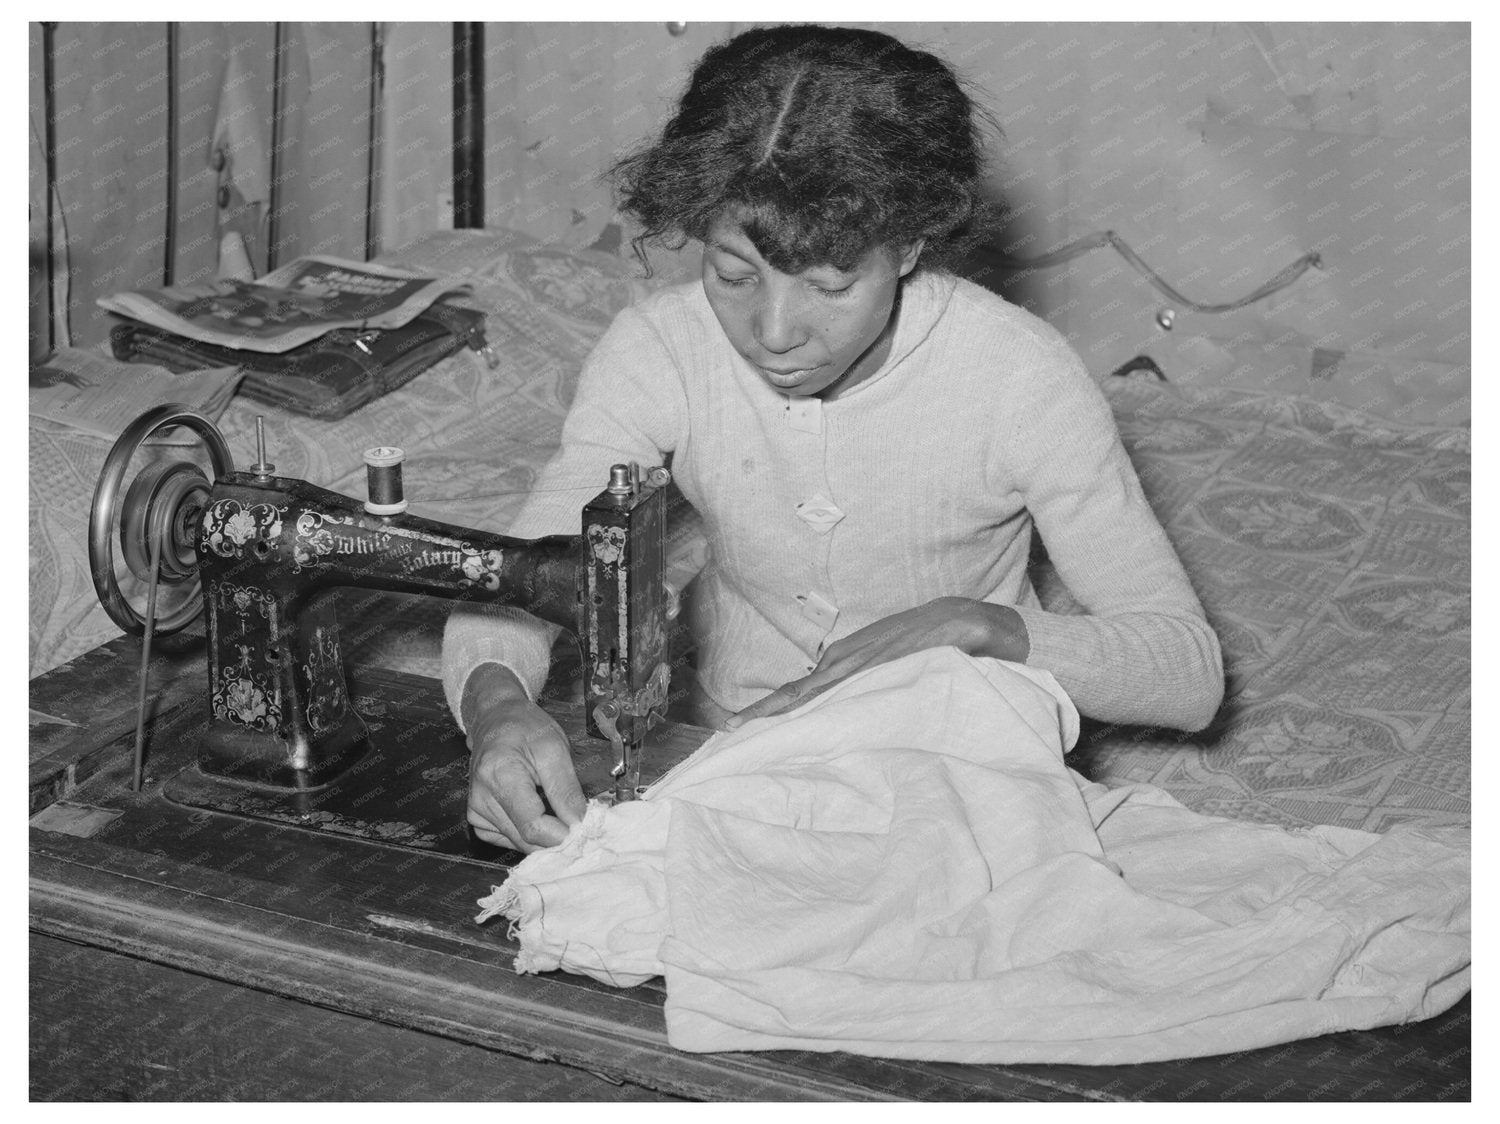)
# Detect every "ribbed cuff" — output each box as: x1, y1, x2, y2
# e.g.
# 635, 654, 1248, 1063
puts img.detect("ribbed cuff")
442, 605, 563, 731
